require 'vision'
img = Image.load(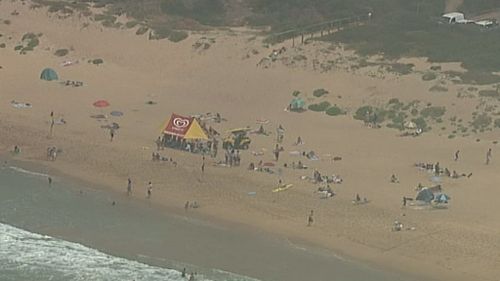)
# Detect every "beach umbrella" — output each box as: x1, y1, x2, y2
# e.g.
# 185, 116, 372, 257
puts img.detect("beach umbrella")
93, 100, 110, 108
